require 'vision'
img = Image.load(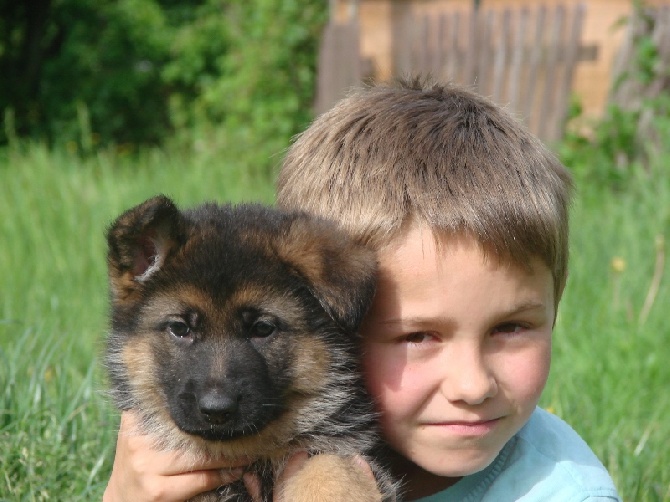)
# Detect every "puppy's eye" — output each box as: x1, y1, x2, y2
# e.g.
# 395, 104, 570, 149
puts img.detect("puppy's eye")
250, 320, 276, 338
167, 321, 191, 339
